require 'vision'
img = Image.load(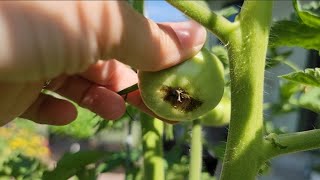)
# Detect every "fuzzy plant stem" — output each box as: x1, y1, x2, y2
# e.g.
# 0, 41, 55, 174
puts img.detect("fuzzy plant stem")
141, 113, 165, 180
220, 1, 273, 180
165, 0, 238, 44
165, 1, 273, 179
263, 129, 320, 159
189, 119, 203, 180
